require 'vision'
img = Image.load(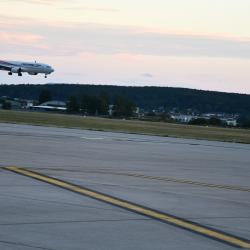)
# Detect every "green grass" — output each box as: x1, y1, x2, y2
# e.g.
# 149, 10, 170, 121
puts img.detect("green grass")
1, 109, 250, 143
